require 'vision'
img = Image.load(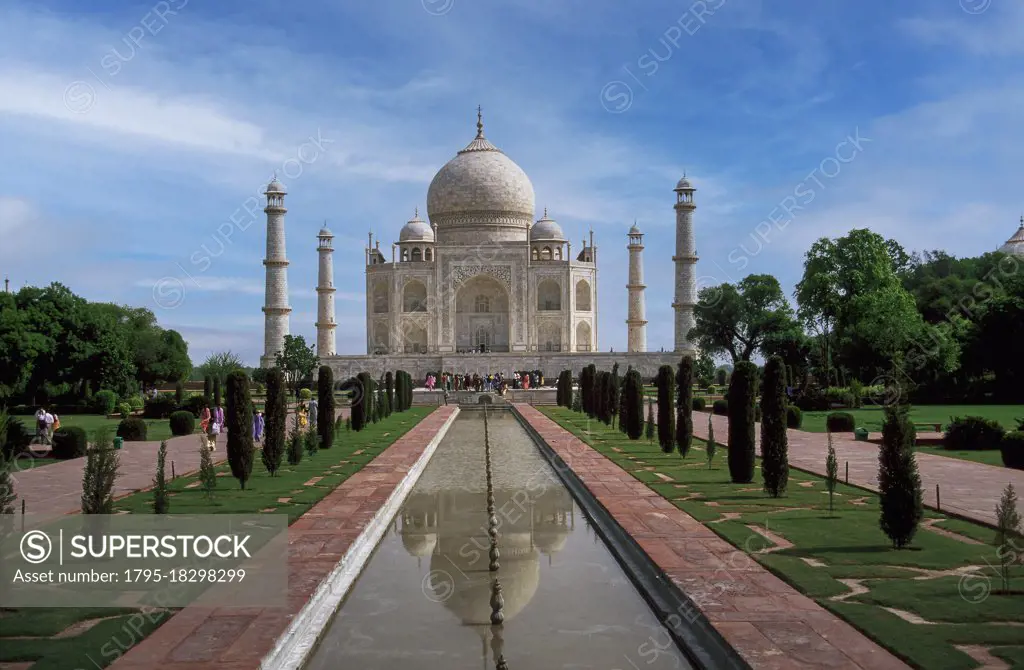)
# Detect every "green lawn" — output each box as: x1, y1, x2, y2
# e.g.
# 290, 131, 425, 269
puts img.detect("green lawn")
916, 446, 1007, 468
0, 407, 434, 670
540, 407, 1024, 670
12, 413, 190, 443
800, 405, 1024, 434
